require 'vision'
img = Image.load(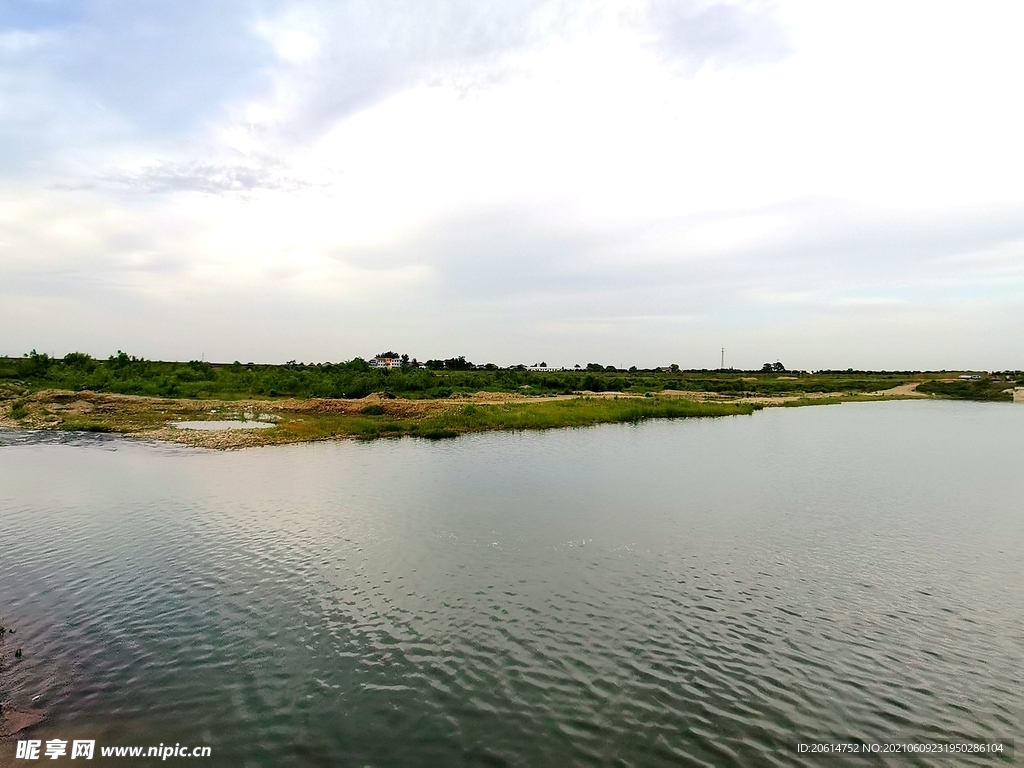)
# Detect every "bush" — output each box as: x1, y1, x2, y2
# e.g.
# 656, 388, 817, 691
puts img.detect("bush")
917, 379, 1011, 402
344, 376, 374, 398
